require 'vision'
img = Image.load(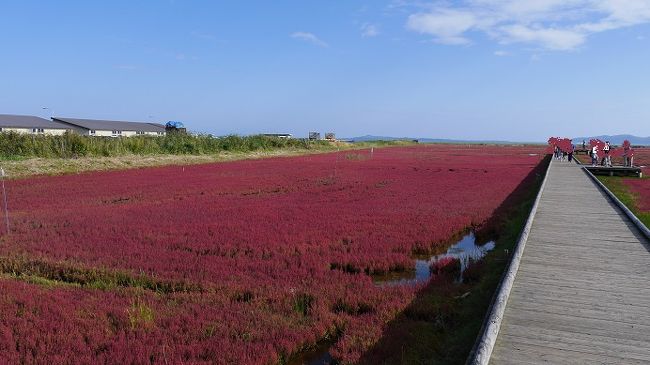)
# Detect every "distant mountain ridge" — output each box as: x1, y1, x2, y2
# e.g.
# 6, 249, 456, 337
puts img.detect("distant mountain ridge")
345, 134, 650, 146
346, 135, 530, 144
571, 134, 650, 146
